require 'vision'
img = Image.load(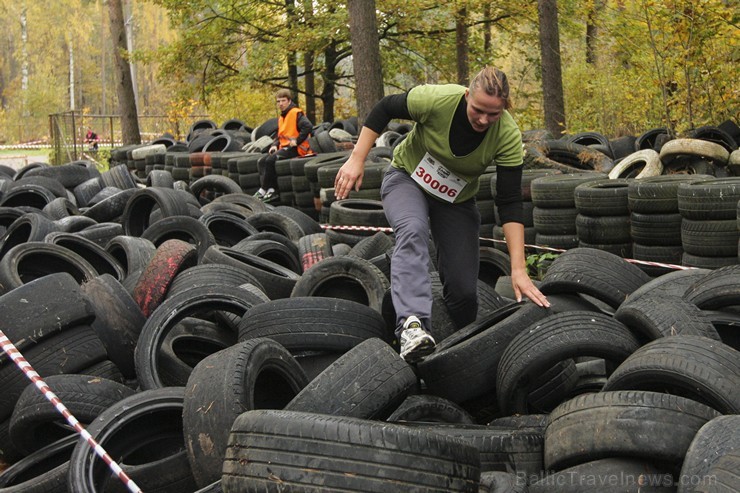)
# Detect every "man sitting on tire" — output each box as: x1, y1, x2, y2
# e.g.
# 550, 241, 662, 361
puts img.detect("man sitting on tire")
254, 89, 314, 203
